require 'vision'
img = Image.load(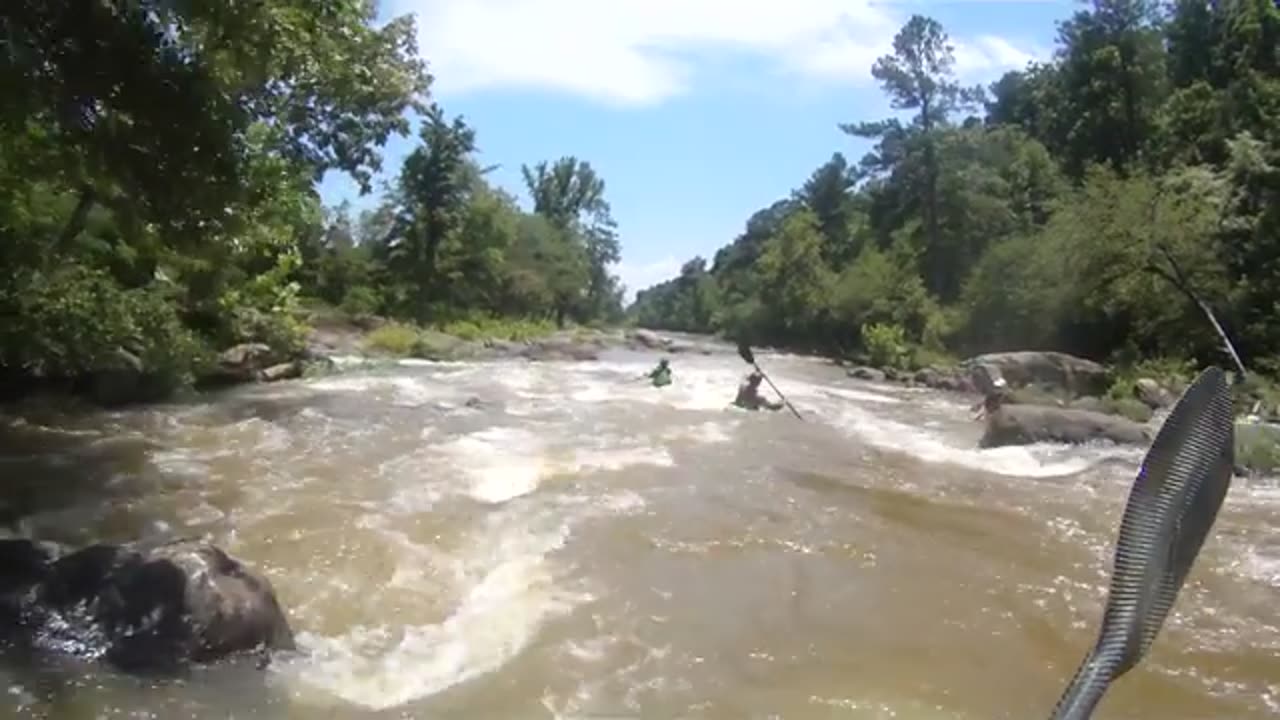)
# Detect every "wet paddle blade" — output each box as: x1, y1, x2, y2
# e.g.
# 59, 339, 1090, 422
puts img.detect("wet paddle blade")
1049, 365, 1235, 720
737, 342, 755, 366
